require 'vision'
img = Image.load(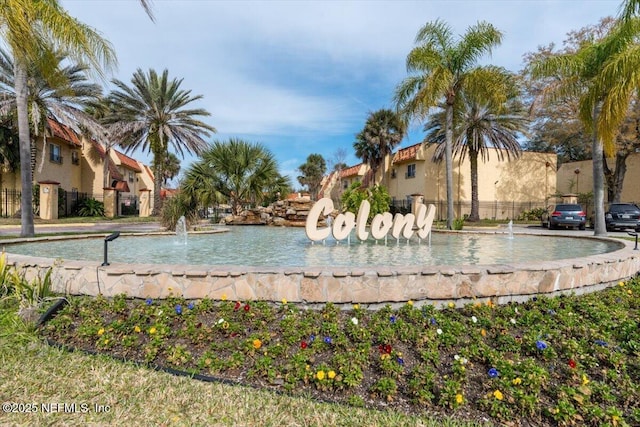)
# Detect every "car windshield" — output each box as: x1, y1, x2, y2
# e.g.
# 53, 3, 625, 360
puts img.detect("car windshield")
555, 204, 582, 211
610, 204, 640, 213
